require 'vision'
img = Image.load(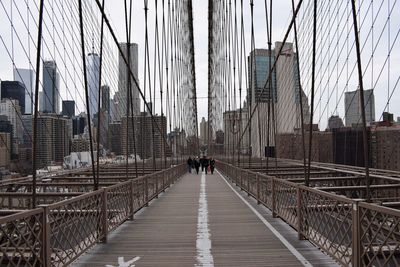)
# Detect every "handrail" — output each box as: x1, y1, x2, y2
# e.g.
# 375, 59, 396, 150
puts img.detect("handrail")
217, 160, 400, 267
0, 163, 186, 267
